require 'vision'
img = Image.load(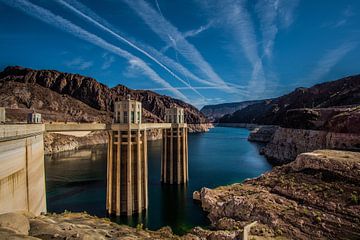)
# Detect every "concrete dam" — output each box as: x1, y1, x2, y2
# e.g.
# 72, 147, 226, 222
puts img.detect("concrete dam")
0, 98, 189, 216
